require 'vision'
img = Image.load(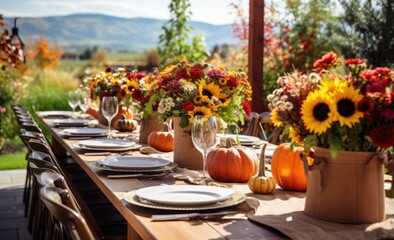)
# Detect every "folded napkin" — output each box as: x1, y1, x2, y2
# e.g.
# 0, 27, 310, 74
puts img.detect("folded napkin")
247, 196, 394, 240
173, 167, 230, 187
